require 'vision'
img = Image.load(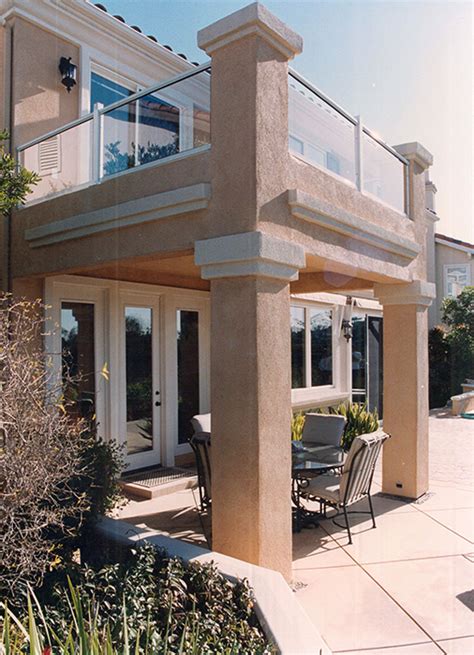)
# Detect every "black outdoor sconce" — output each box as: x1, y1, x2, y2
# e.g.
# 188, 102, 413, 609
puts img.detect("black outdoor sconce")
59, 56, 77, 93
341, 295, 354, 342
341, 319, 353, 342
